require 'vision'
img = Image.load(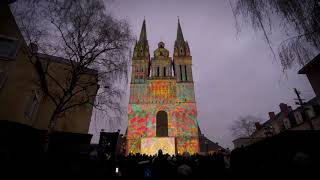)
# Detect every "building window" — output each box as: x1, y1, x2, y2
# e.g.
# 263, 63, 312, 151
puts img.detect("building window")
163, 67, 166, 77
156, 111, 168, 137
185, 65, 187, 81
294, 111, 303, 124
0, 35, 19, 60
24, 90, 42, 122
157, 67, 160, 77
179, 65, 182, 81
